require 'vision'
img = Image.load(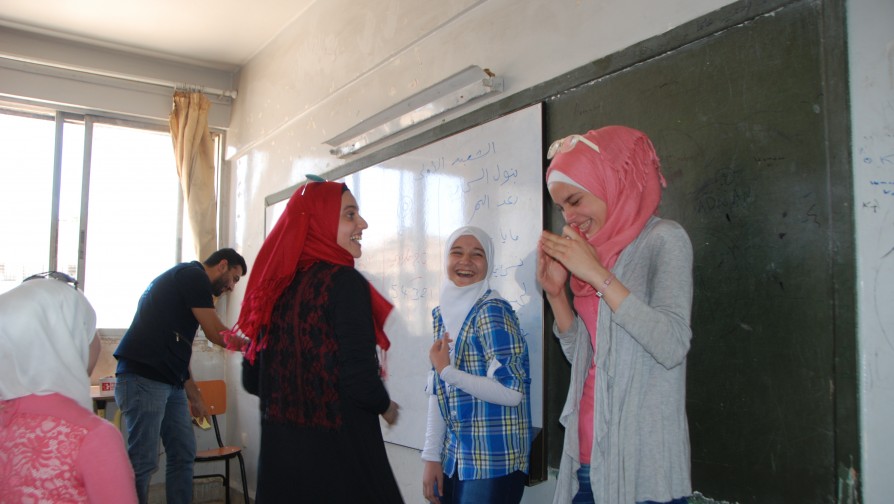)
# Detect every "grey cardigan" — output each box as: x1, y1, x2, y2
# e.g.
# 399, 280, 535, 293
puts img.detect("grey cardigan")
552, 216, 694, 504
